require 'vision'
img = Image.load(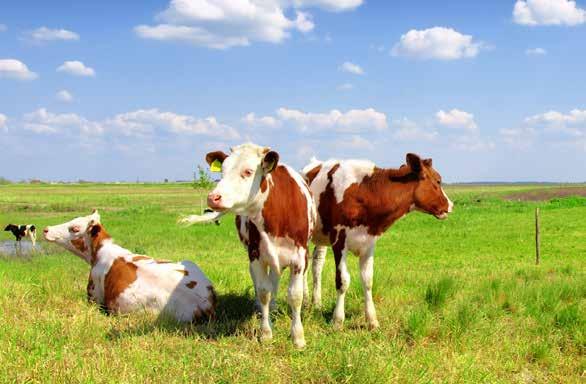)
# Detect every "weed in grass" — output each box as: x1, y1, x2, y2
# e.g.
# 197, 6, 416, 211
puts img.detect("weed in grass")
424, 277, 455, 309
